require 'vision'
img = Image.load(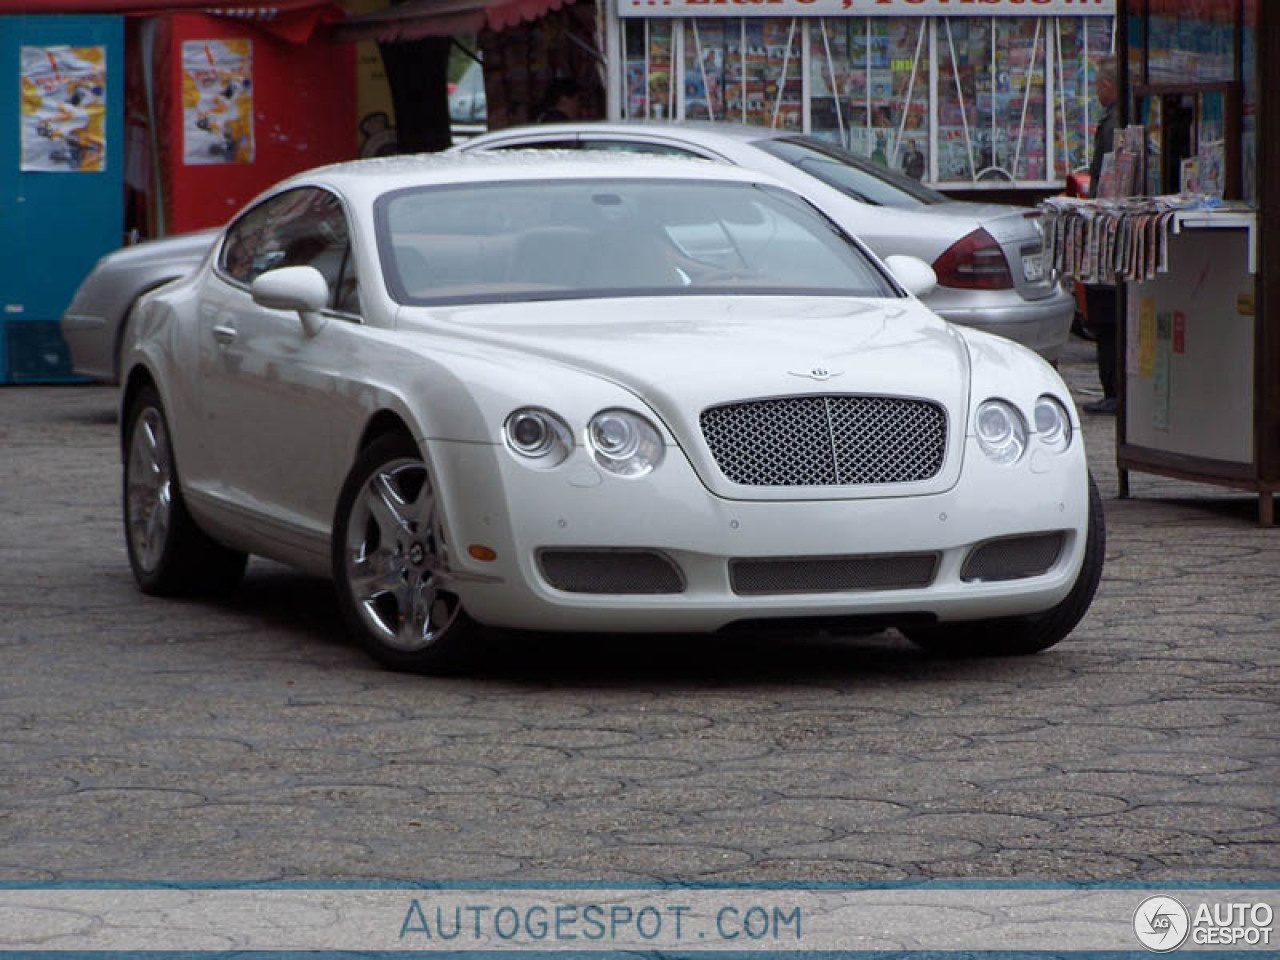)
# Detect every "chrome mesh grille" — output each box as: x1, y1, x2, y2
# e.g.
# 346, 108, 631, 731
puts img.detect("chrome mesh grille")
731, 553, 939, 596
700, 395, 947, 486
961, 532, 1065, 583
539, 549, 684, 594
